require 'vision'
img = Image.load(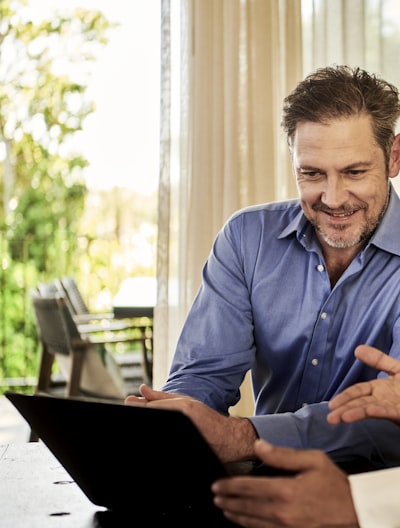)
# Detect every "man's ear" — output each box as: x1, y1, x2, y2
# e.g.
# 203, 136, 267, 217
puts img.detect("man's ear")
388, 134, 400, 179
